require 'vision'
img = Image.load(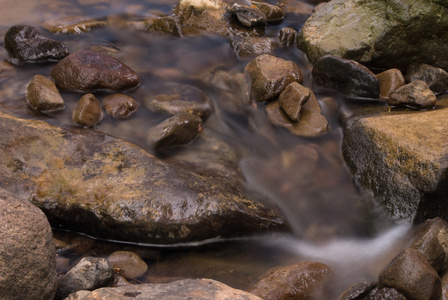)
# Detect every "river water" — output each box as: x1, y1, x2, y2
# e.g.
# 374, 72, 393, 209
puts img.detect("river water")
0, 0, 412, 298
